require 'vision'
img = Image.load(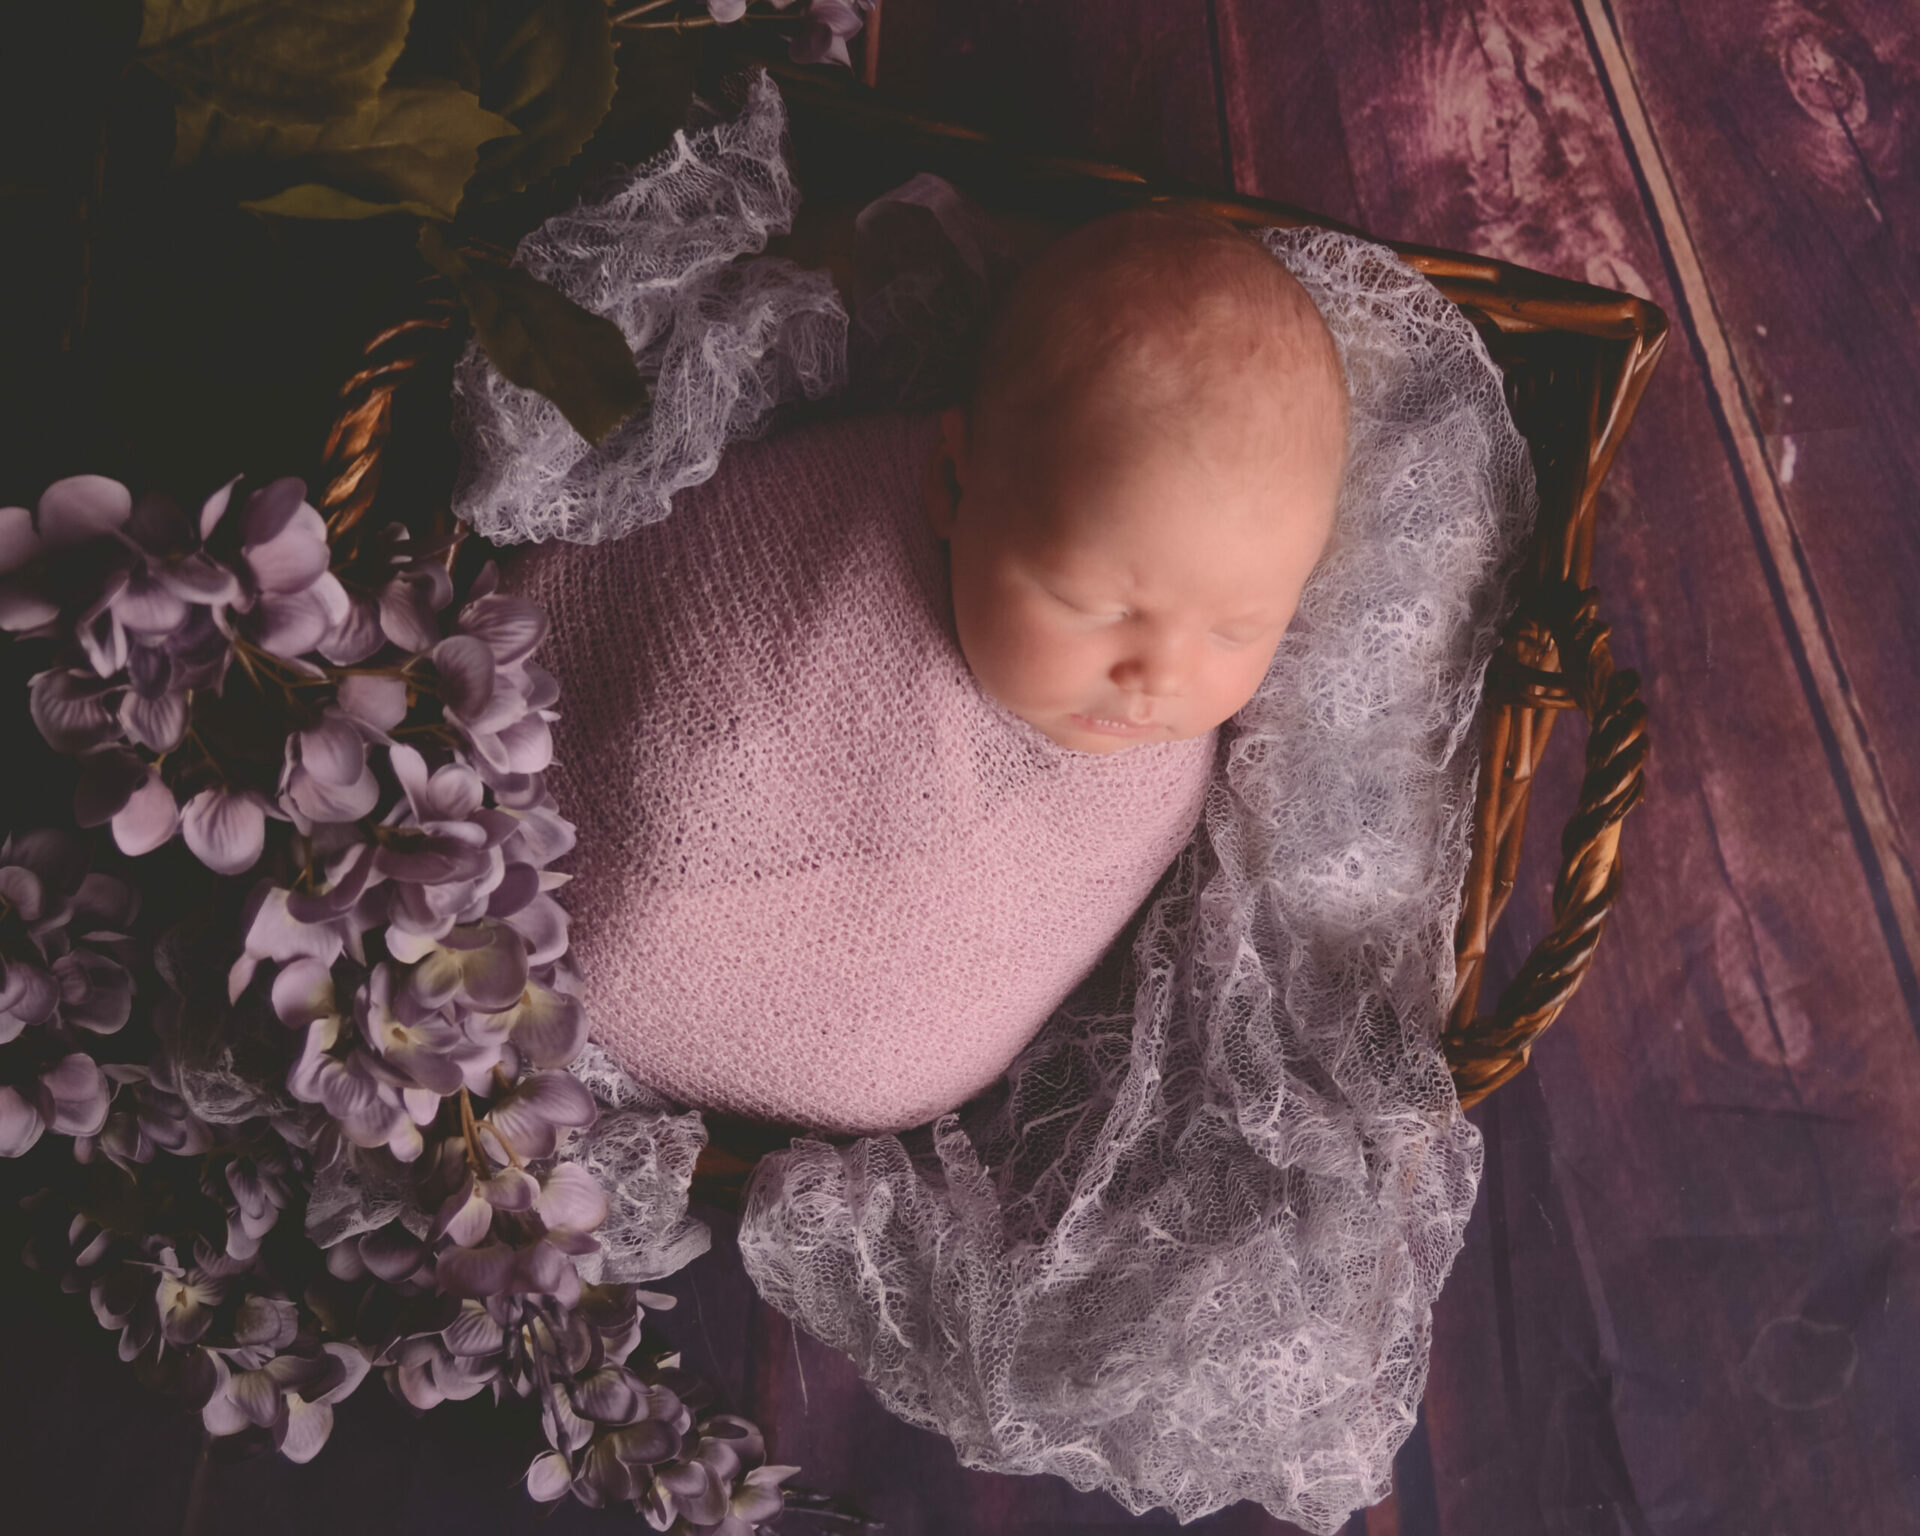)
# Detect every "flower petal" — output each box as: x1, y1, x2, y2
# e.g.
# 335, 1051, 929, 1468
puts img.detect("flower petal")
198, 477, 240, 541
238, 481, 315, 558
277, 1394, 334, 1464
119, 689, 188, 753
337, 672, 407, 733
431, 636, 495, 718
378, 568, 450, 652
436, 1242, 519, 1298
500, 984, 585, 1070
154, 552, 243, 607
526, 1450, 573, 1502
442, 1299, 506, 1357
0, 577, 60, 632
74, 749, 149, 828
244, 588, 332, 660
317, 591, 384, 665
287, 762, 379, 825
38, 476, 132, 548
359, 1222, 427, 1282
29, 669, 121, 753
270, 957, 336, 1029
0, 504, 39, 574
0, 1084, 46, 1157
298, 715, 366, 785
457, 593, 547, 666
315, 1341, 371, 1405
182, 788, 266, 875
537, 1163, 607, 1234
40, 1052, 110, 1136
112, 769, 179, 857
228, 1367, 284, 1428
54, 949, 133, 1033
